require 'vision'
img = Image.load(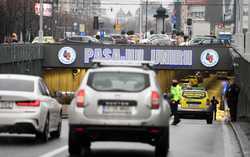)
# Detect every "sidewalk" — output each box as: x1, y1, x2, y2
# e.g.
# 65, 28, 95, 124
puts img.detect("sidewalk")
216, 104, 250, 157
230, 119, 250, 157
